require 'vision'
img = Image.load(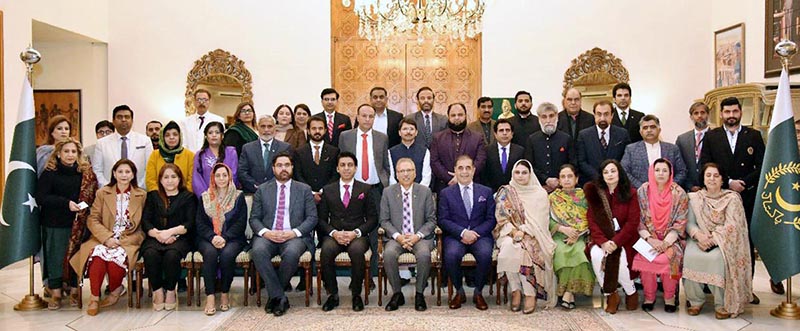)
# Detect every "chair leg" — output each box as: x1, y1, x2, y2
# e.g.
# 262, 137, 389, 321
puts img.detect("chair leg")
185, 266, 192, 307
243, 265, 249, 307
136, 268, 143, 308
78, 280, 83, 309
316, 262, 322, 306
437, 266, 442, 306
195, 267, 201, 307
364, 262, 369, 306
496, 273, 501, 306
429, 268, 434, 296
377, 263, 383, 306
255, 272, 262, 307
304, 264, 310, 307
127, 270, 134, 308
503, 282, 508, 304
